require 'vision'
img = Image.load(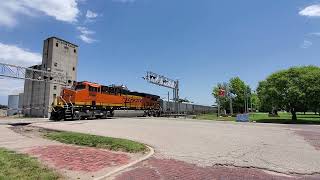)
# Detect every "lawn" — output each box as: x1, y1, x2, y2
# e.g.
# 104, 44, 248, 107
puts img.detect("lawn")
44, 131, 147, 153
0, 148, 59, 180
250, 112, 320, 124
195, 112, 320, 124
